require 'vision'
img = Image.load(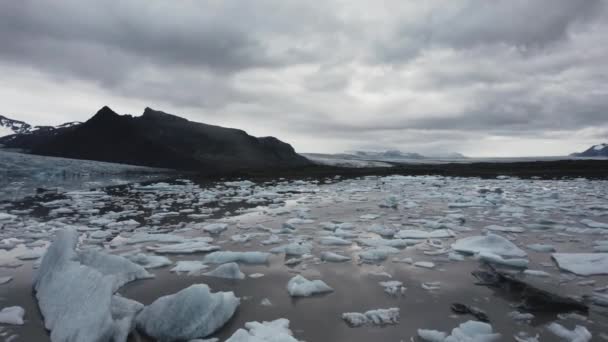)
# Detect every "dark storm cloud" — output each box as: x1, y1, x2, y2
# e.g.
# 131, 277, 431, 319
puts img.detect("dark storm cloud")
0, 0, 607, 156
